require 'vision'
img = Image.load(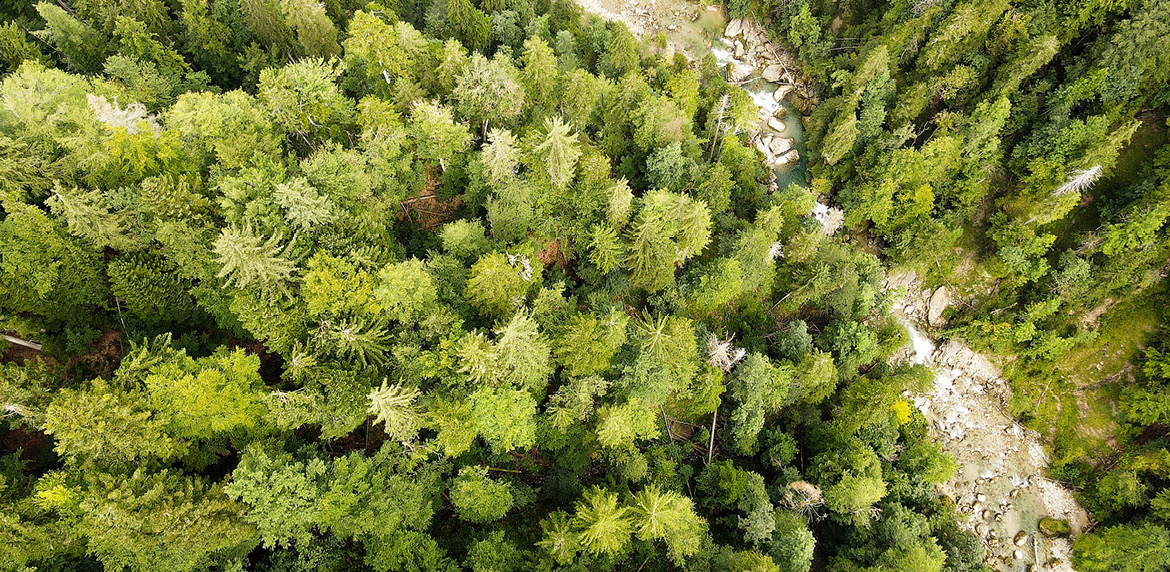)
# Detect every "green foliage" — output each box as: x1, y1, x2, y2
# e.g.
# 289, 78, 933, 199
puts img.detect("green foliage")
1074, 524, 1170, 572
376, 258, 440, 323
226, 444, 439, 549
258, 57, 354, 141
824, 472, 887, 526
44, 380, 180, 464
368, 381, 422, 442
0, 204, 107, 322
470, 385, 537, 452
34, 3, 112, 73
144, 347, 266, 441
555, 310, 629, 376
450, 466, 514, 523
624, 189, 712, 292
213, 225, 298, 294
4, 2, 1150, 570
573, 487, 633, 557
630, 485, 706, 562
466, 251, 541, 317
79, 469, 257, 572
